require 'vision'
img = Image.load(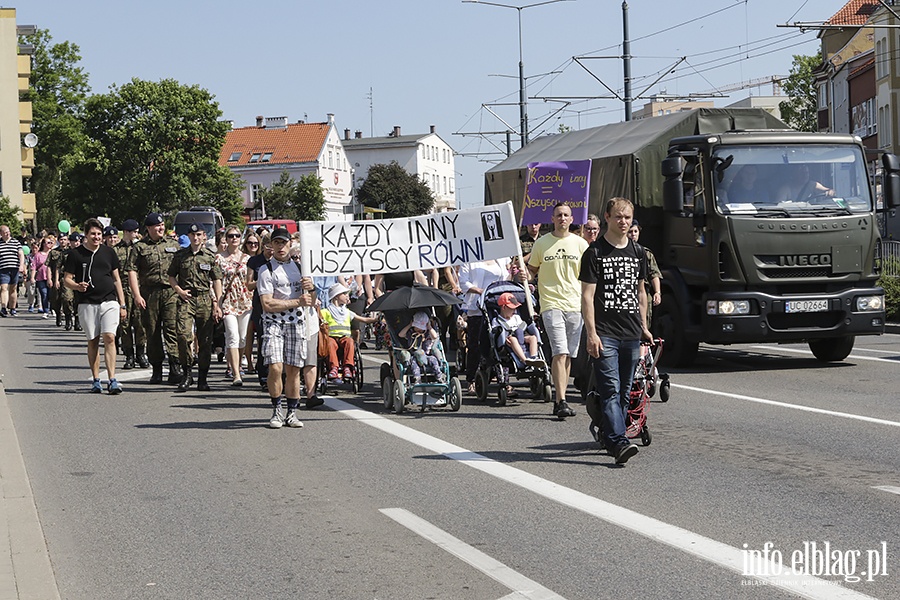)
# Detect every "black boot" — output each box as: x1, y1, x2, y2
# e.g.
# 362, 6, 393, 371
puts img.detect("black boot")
167, 359, 182, 385
149, 363, 164, 384
177, 367, 194, 392
55, 312, 62, 327
65, 316, 73, 331
196, 371, 210, 392
74, 316, 82, 331
137, 346, 150, 369
123, 353, 135, 370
